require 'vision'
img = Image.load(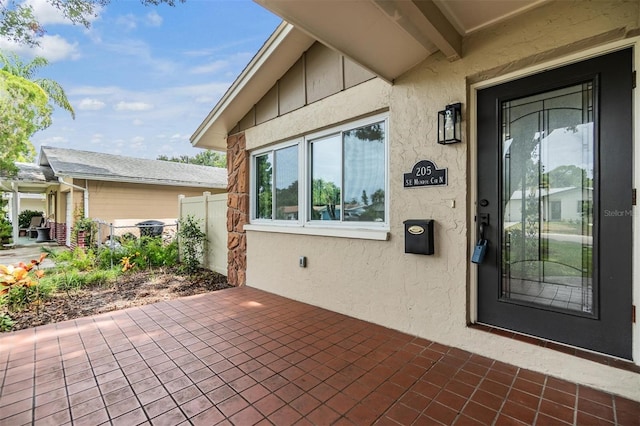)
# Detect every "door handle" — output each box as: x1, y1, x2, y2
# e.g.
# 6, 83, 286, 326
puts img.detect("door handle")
478, 213, 489, 239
